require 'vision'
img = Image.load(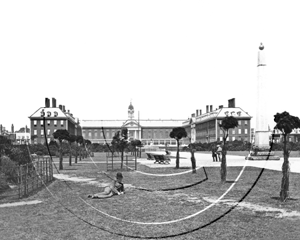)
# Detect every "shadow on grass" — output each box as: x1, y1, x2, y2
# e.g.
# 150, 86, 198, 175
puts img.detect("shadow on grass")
226, 180, 237, 183
271, 196, 298, 201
